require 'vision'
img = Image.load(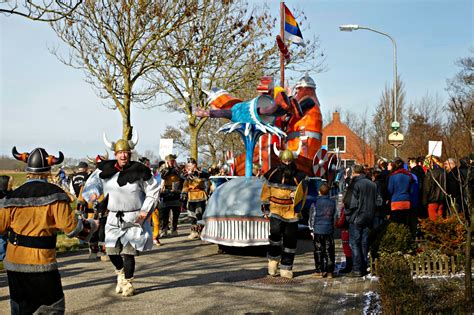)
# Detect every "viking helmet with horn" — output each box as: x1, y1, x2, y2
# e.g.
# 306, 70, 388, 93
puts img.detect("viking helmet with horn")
103, 132, 139, 153
87, 151, 109, 165
273, 141, 302, 161
12, 146, 64, 173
